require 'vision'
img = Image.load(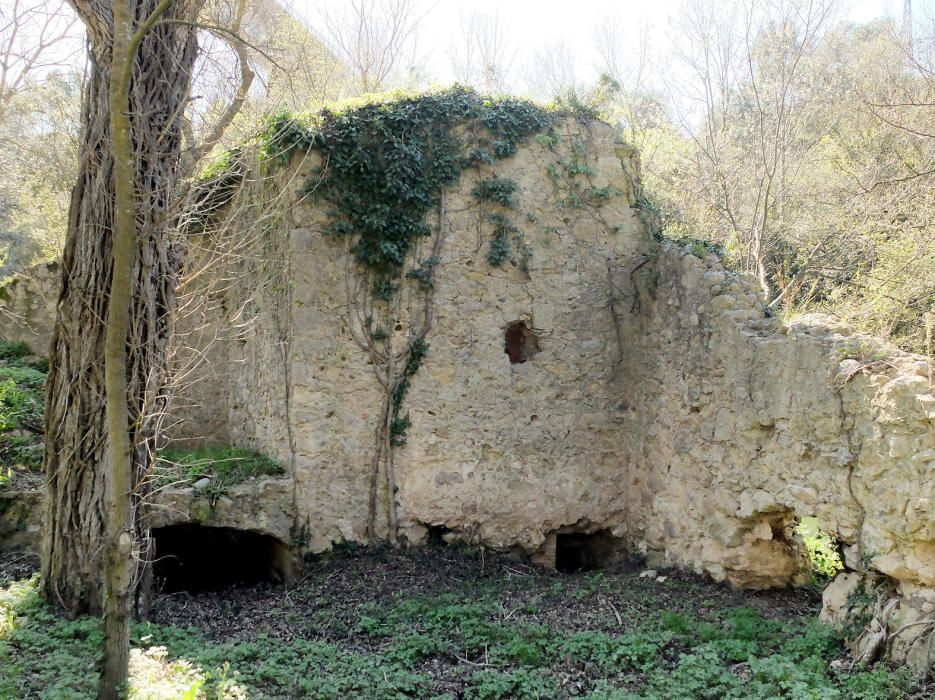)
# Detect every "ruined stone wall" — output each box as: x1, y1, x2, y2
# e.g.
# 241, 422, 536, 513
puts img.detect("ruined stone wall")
393, 121, 645, 551
2, 109, 931, 668
0, 489, 42, 551
201, 119, 650, 551
177, 119, 933, 607
615, 243, 934, 667
0, 260, 60, 355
